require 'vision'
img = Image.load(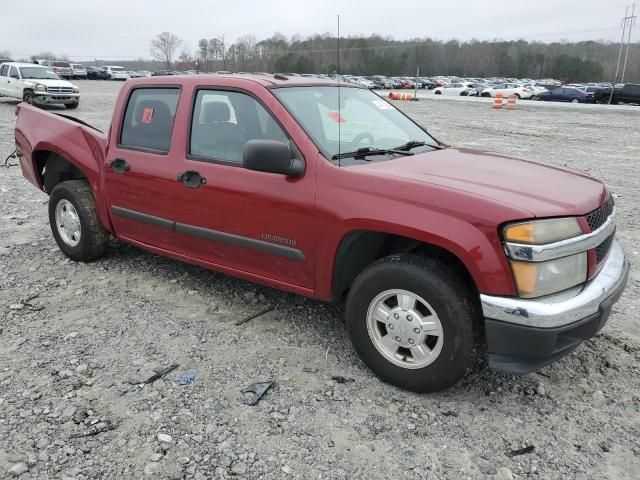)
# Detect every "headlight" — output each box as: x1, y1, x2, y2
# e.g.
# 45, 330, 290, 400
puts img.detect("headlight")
503, 217, 582, 244
503, 217, 587, 298
73, 86, 80, 93
34, 84, 47, 92
510, 253, 587, 298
